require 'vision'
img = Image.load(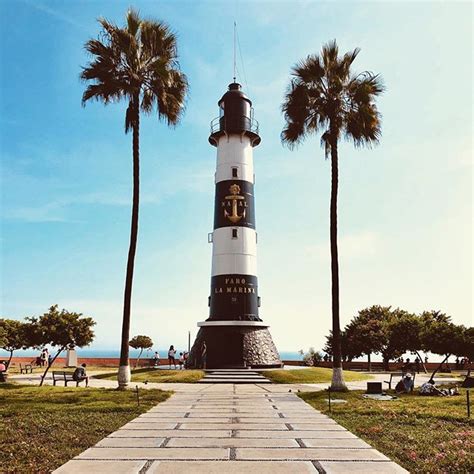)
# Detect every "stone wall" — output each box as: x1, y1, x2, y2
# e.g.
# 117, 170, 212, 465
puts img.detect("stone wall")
242, 327, 281, 367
